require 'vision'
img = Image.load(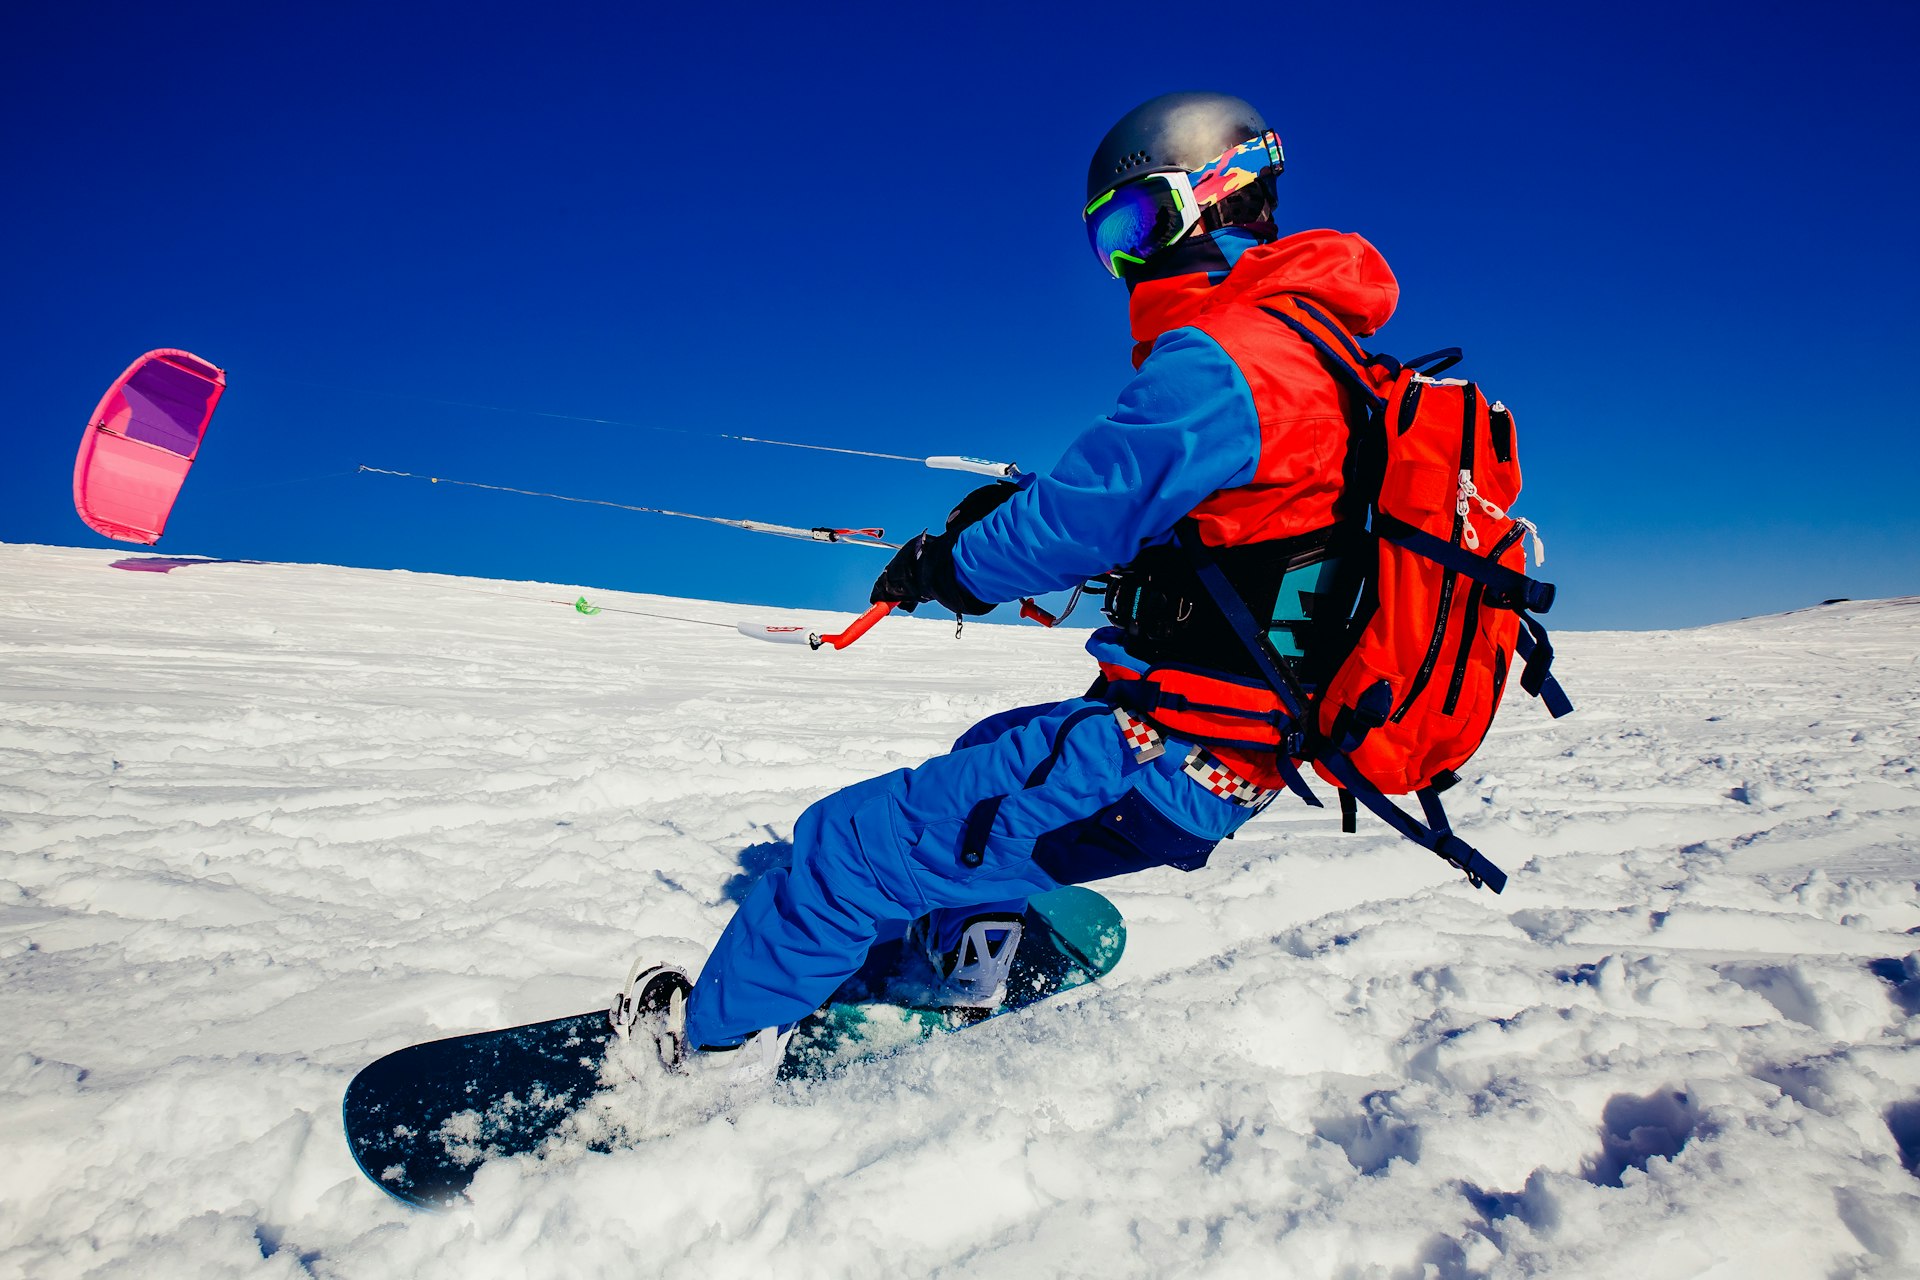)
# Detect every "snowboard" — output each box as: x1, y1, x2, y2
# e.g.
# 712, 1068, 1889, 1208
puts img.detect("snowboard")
342, 885, 1125, 1208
